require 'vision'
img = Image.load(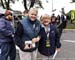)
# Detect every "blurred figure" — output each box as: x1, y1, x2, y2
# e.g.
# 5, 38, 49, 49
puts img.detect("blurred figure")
56, 15, 63, 40
56, 15, 60, 25
61, 14, 67, 29
0, 10, 16, 60
22, 10, 29, 19
51, 13, 57, 24
38, 14, 61, 60
15, 8, 41, 60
